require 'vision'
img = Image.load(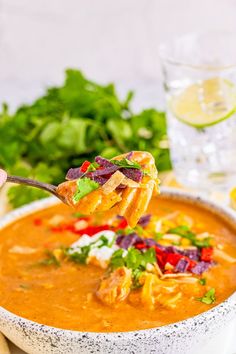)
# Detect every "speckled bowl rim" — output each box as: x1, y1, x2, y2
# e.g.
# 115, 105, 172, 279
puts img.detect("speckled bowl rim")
0, 187, 236, 341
